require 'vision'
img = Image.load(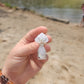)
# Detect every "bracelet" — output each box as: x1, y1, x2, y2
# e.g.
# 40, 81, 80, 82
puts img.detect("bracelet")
0, 69, 13, 84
